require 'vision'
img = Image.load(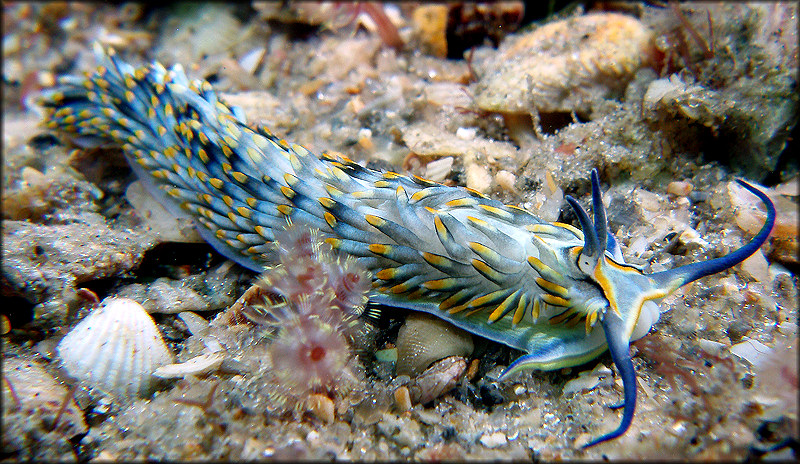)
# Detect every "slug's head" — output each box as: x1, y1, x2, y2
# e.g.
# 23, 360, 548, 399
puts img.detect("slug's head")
565, 169, 775, 447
